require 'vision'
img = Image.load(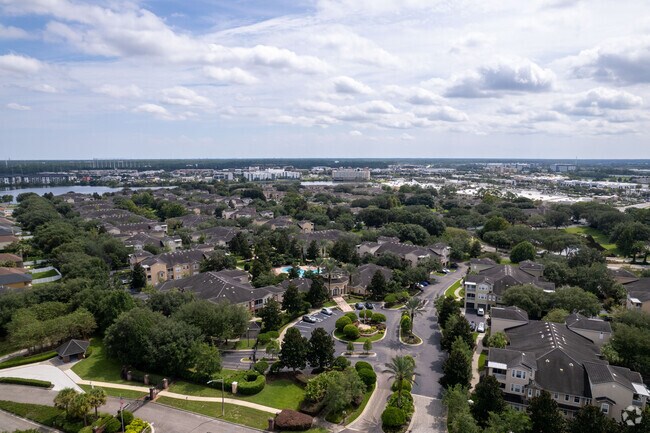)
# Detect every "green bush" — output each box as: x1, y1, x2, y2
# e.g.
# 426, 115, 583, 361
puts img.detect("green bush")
384, 294, 398, 305
381, 406, 407, 428
0, 377, 52, 388
387, 391, 414, 417
400, 316, 411, 333
332, 356, 350, 371
253, 360, 269, 375
237, 372, 266, 395
357, 368, 376, 388
103, 417, 122, 433
270, 361, 283, 374
257, 333, 271, 345
0, 351, 57, 370
391, 379, 412, 392
267, 330, 279, 339
344, 312, 358, 322
355, 361, 372, 372
359, 309, 373, 319
343, 324, 360, 340
335, 316, 352, 331
120, 410, 134, 427
371, 313, 386, 323
125, 418, 148, 433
